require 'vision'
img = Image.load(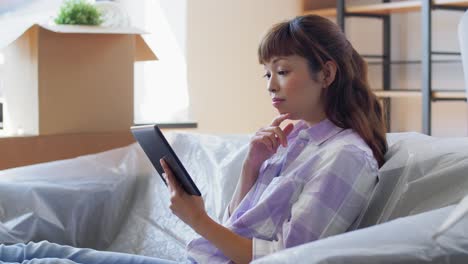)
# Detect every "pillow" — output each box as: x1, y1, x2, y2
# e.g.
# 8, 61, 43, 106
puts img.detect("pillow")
0, 144, 142, 249
356, 132, 468, 228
